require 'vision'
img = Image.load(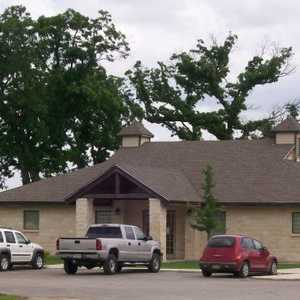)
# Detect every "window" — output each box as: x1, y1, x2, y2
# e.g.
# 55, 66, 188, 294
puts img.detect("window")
134, 227, 145, 240
24, 210, 39, 230
211, 211, 226, 235
0, 231, 3, 243
208, 236, 235, 248
15, 232, 27, 244
86, 226, 122, 239
4, 231, 16, 243
241, 237, 255, 249
95, 207, 112, 224
125, 226, 135, 240
292, 212, 300, 234
253, 240, 263, 251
